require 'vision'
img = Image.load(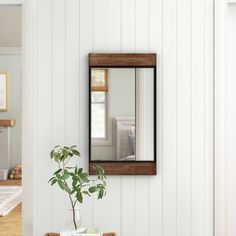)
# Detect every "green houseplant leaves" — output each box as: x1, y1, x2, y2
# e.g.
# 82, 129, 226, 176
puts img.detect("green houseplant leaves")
49, 145, 106, 230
